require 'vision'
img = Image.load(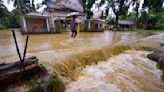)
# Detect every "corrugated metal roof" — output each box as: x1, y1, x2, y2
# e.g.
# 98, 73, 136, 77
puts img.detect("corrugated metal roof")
118, 20, 135, 25
88, 19, 107, 23
25, 12, 48, 17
